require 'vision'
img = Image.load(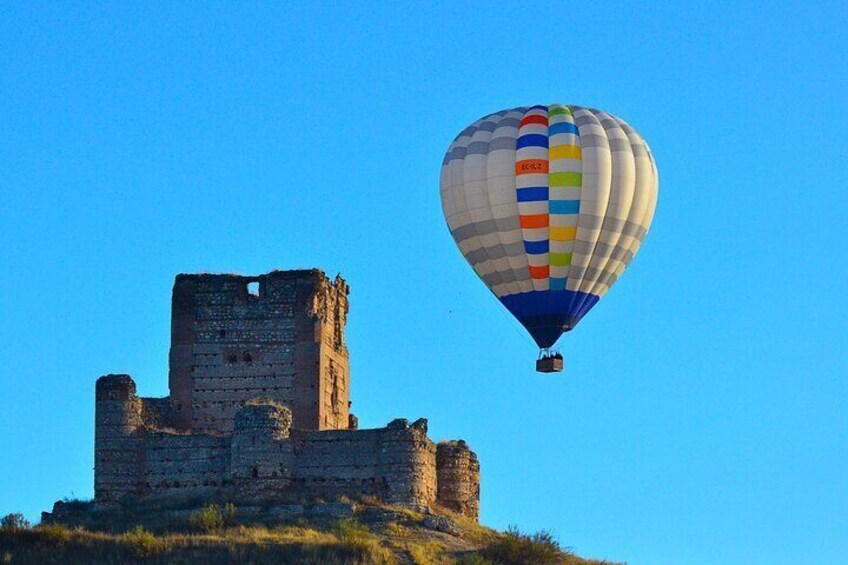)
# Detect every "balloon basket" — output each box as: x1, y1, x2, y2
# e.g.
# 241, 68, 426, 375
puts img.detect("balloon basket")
536, 356, 563, 373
